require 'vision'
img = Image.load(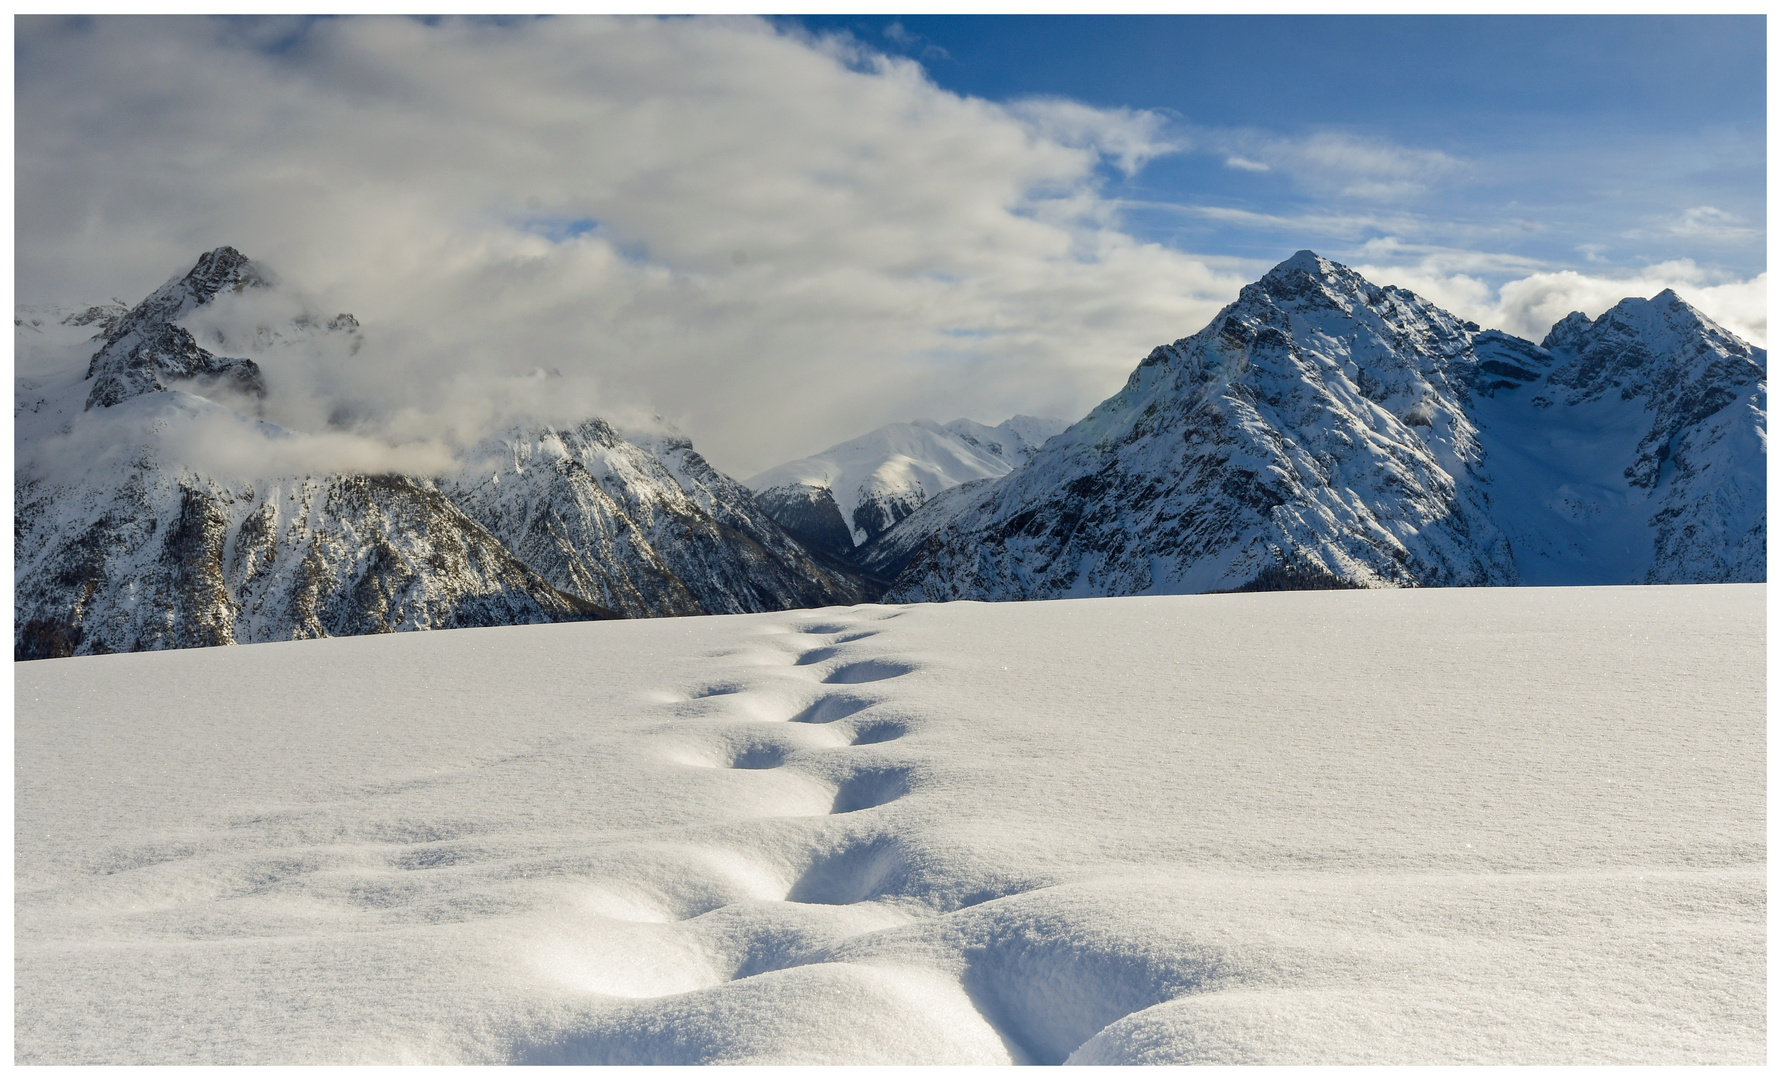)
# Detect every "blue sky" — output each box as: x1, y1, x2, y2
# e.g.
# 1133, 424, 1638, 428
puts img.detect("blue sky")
788, 15, 1766, 278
